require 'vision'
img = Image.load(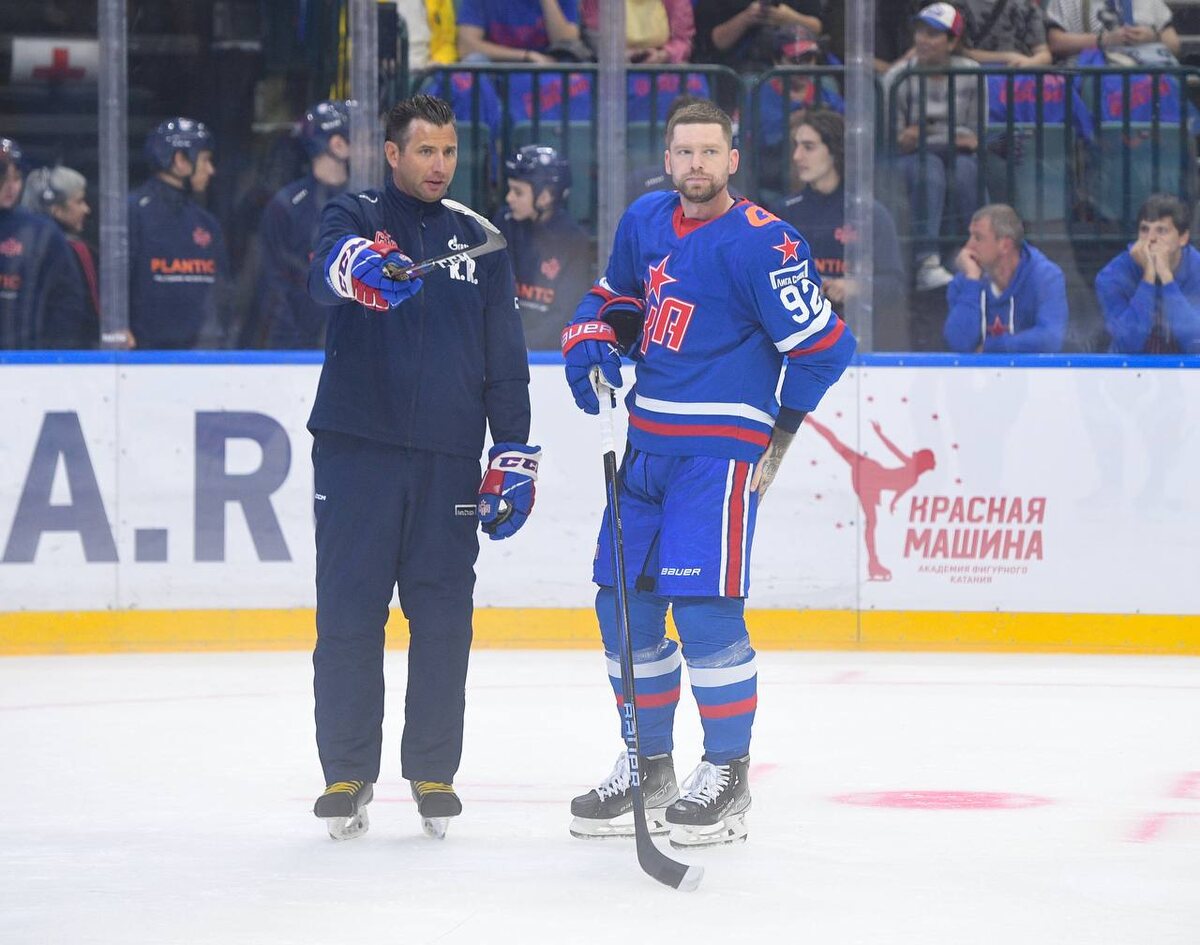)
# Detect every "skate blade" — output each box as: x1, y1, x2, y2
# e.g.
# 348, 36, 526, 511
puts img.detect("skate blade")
422, 816, 449, 839
322, 807, 370, 841
668, 810, 748, 849
568, 808, 670, 839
